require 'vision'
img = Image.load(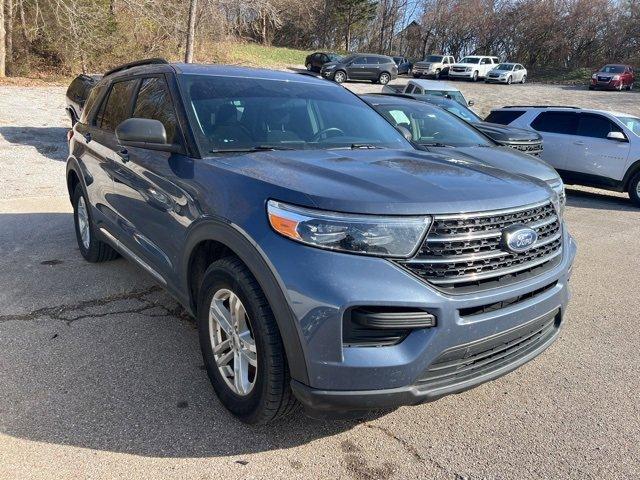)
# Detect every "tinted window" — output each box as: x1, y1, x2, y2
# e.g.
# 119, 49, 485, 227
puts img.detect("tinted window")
353, 57, 366, 64
96, 79, 138, 131
485, 110, 526, 125
426, 55, 443, 62
180, 75, 410, 152
81, 83, 106, 123
365, 57, 379, 65
577, 114, 622, 139
133, 77, 179, 143
531, 111, 578, 134
459, 57, 480, 64
405, 85, 415, 93
600, 65, 624, 74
